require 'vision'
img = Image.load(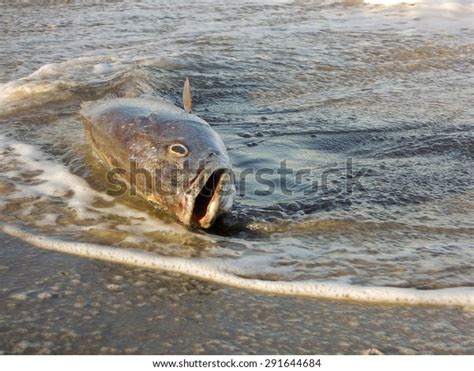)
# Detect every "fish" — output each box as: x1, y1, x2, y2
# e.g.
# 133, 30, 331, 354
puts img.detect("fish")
79, 78, 235, 229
